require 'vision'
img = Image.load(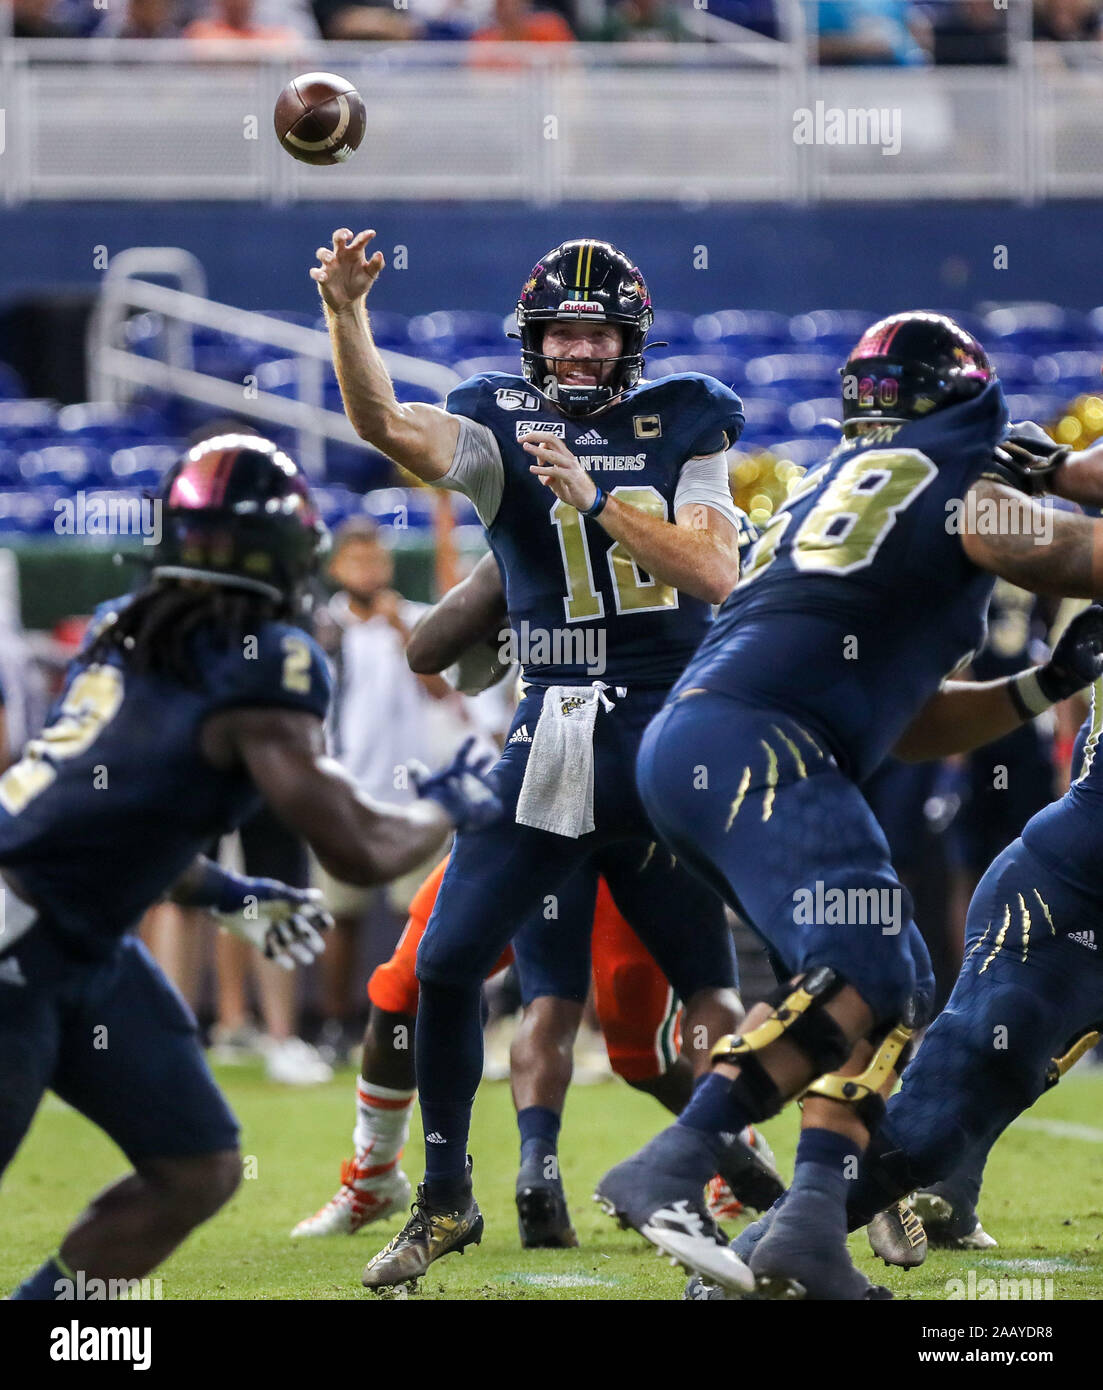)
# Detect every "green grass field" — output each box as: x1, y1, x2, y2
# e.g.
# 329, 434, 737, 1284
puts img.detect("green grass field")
6, 1062, 1103, 1301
